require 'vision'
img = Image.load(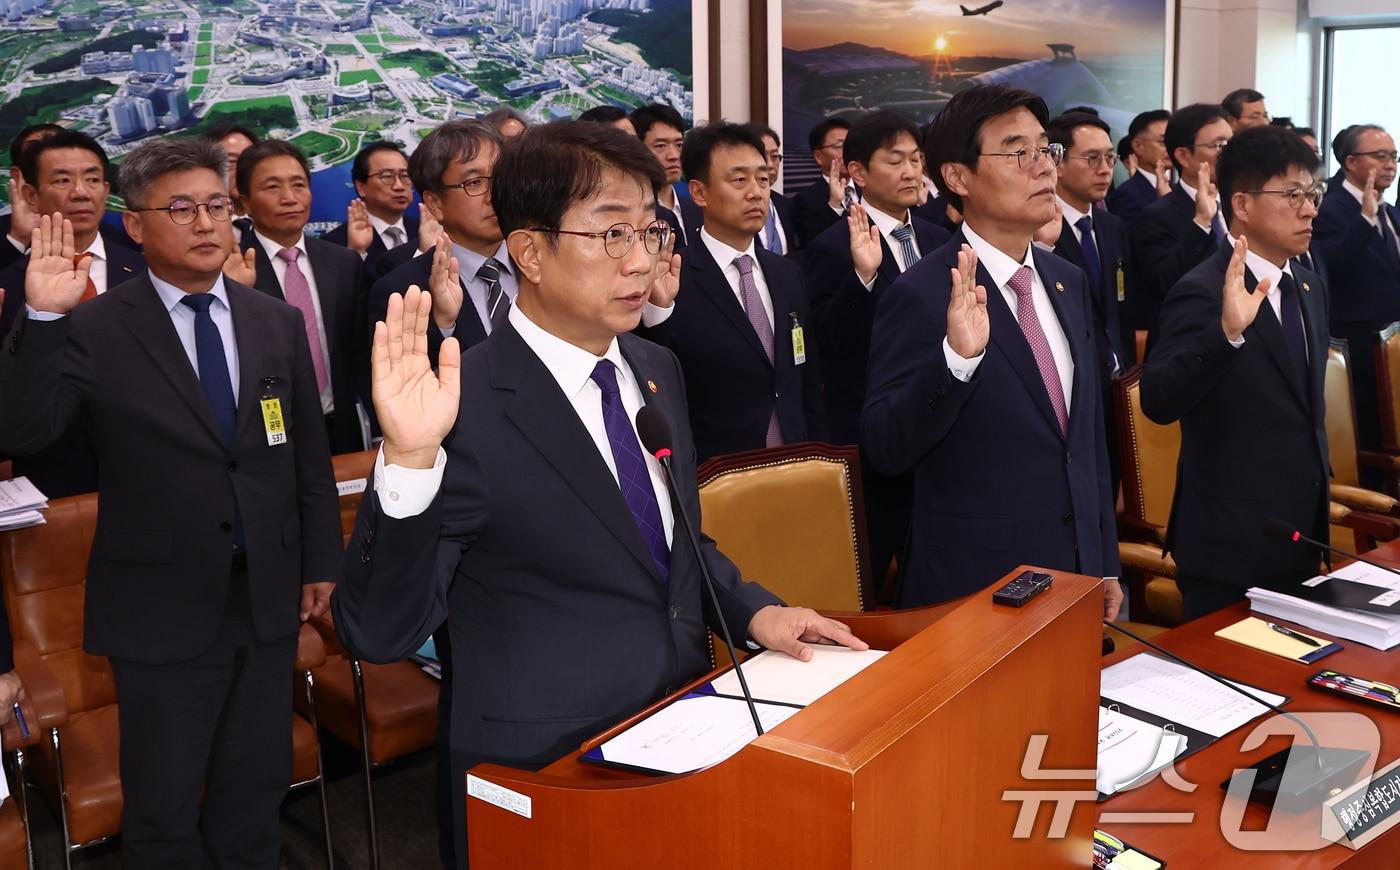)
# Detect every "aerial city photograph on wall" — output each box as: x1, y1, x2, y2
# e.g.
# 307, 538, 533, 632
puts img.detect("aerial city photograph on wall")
0, 0, 693, 219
